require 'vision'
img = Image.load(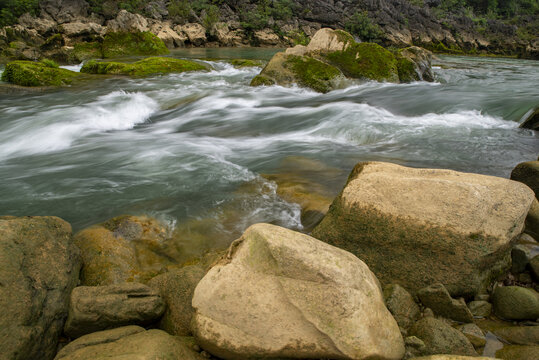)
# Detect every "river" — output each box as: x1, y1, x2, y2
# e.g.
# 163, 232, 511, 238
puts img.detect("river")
0, 49, 537, 254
